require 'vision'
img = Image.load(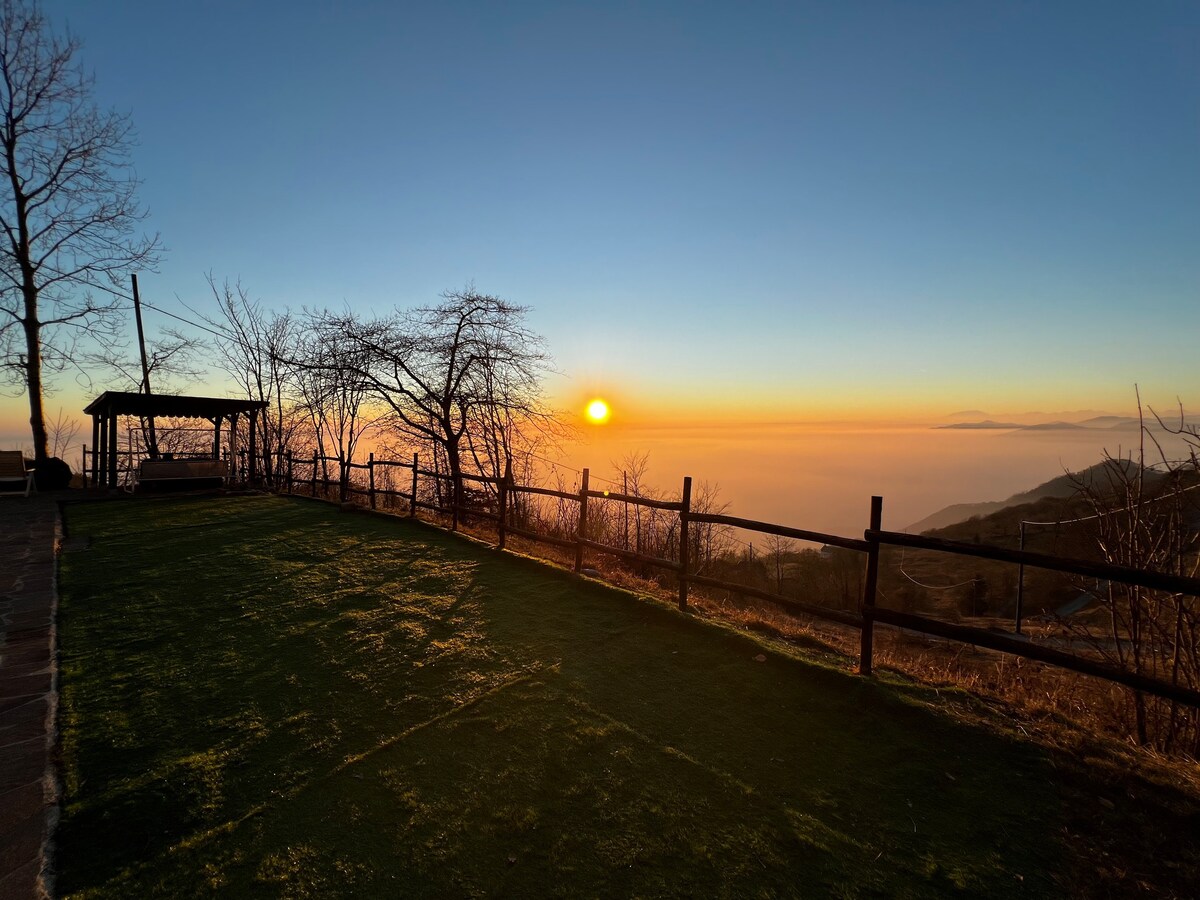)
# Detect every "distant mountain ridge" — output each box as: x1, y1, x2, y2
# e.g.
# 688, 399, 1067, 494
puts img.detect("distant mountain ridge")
935, 414, 1197, 433
1018, 421, 1088, 431
933, 419, 1112, 432
941, 409, 1123, 426
935, 420, 1024, 430
905, 460, 1160, 533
